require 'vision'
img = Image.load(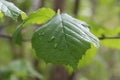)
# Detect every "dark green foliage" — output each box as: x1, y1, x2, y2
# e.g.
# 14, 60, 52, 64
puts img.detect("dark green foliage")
32, 13, 99, 69
12, 8, 56, 45
1, 0, 99, 71
12, 23, 23, 45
